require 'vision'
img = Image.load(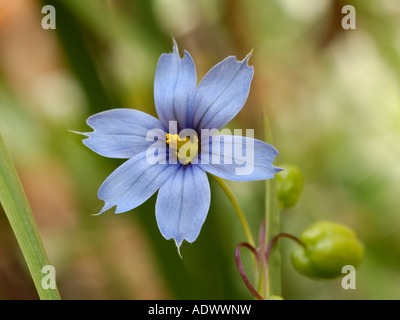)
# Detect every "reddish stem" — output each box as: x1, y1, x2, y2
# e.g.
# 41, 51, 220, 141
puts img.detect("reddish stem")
234, 242, 264, 300
265, 233, 306, 263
